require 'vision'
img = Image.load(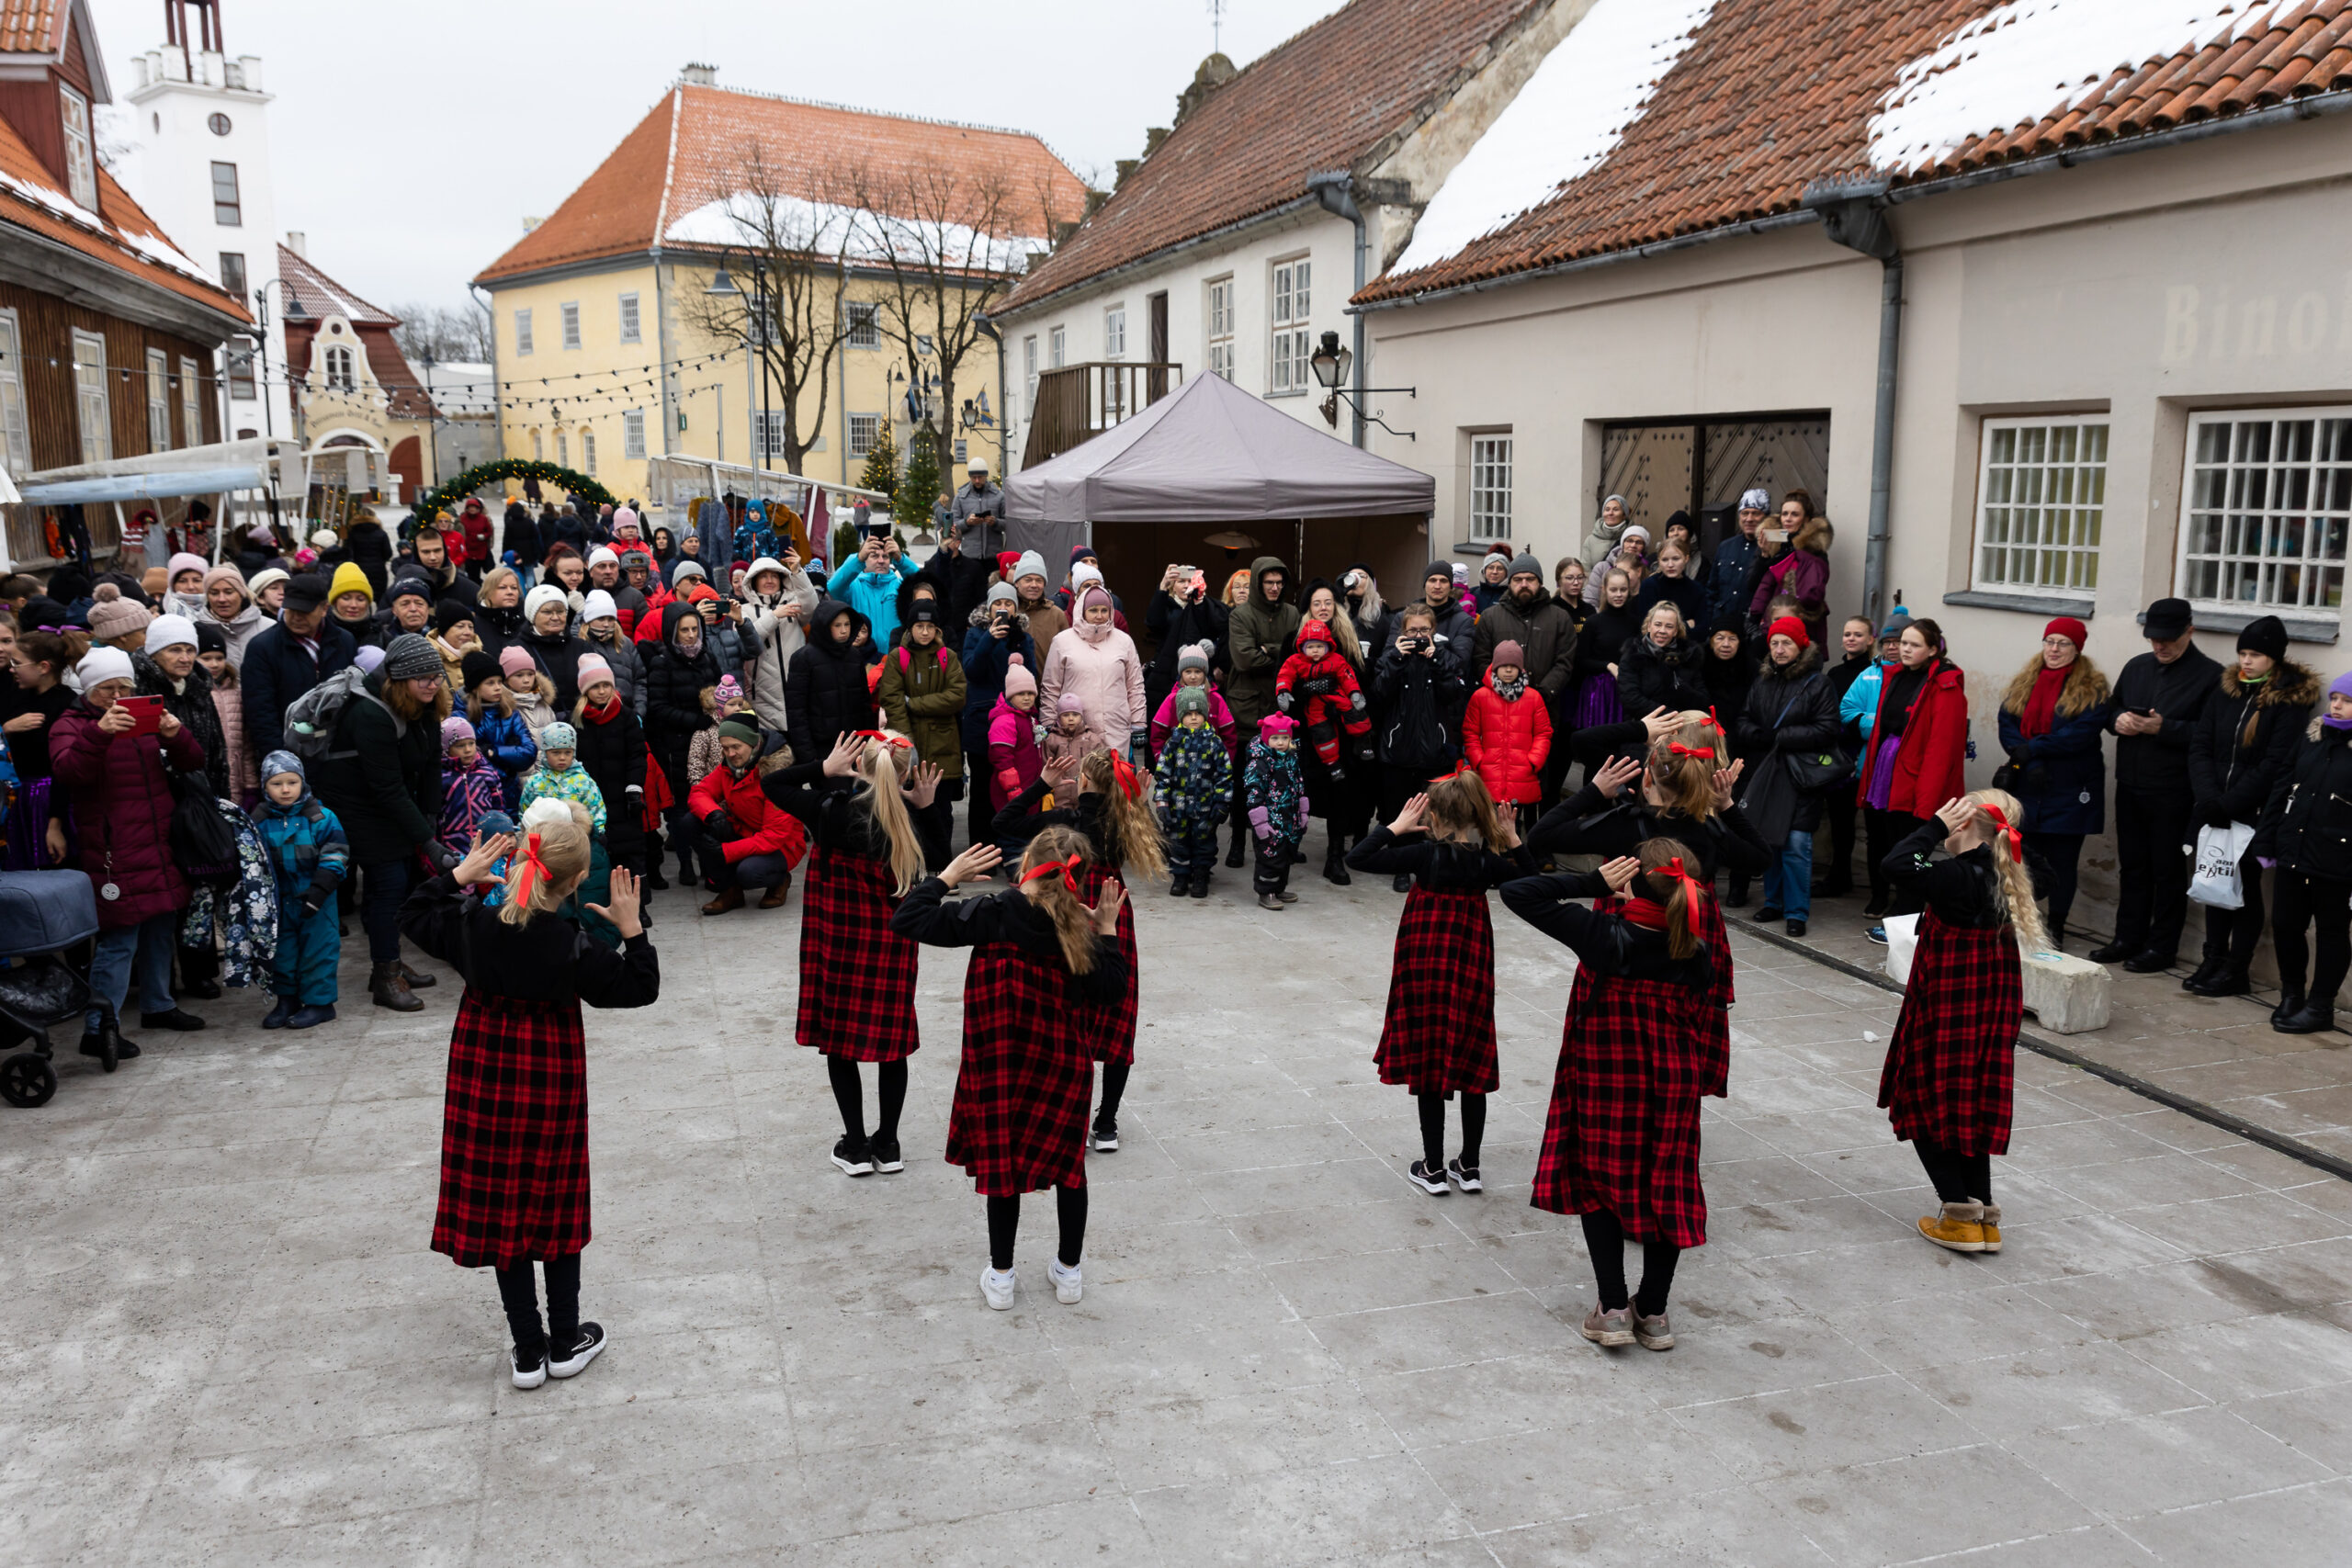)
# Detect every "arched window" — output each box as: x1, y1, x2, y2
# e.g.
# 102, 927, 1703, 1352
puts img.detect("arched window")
580, 427, 596, 475
323, 345, 355, 391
